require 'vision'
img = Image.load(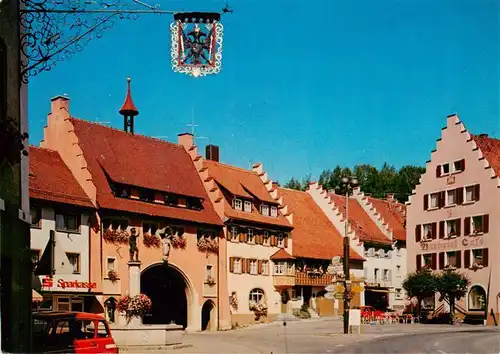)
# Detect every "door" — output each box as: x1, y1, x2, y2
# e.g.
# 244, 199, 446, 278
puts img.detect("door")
72, 319, 98, 353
